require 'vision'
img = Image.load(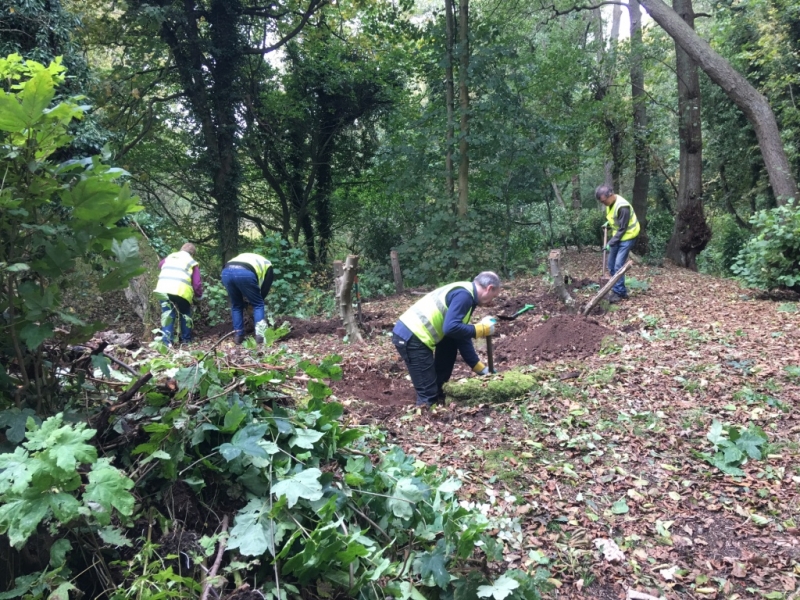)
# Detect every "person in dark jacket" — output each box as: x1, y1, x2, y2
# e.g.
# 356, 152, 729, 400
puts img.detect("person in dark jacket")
596, 185, 640, 302
221, 253, 274, 344
392, 271, 501, 407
